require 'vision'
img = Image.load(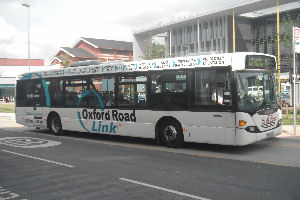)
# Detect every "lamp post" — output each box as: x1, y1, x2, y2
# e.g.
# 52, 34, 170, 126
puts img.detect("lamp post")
22, 3, 30, 72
